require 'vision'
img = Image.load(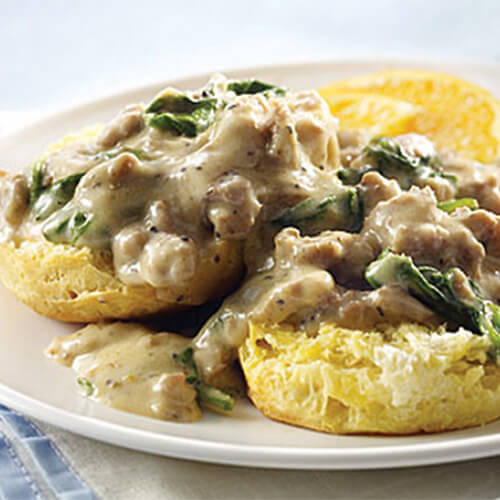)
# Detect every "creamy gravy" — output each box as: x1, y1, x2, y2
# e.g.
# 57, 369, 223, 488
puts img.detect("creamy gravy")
46, 322, 201, 421
9, 75, 500, 420
1, 75, 342, 294
194, 175, 500, 378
